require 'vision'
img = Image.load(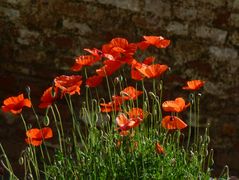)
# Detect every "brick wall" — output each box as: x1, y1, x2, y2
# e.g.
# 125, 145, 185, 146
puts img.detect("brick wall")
0, 0, 239, 176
